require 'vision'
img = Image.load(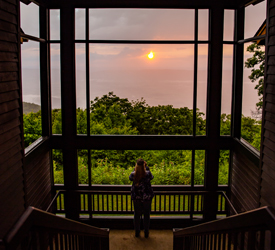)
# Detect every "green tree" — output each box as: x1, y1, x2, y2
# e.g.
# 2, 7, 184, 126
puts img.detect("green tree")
241, 115, 261, 147
52, 109, 62, 134
23, 111, 42, 147
245, 42, 265, 111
